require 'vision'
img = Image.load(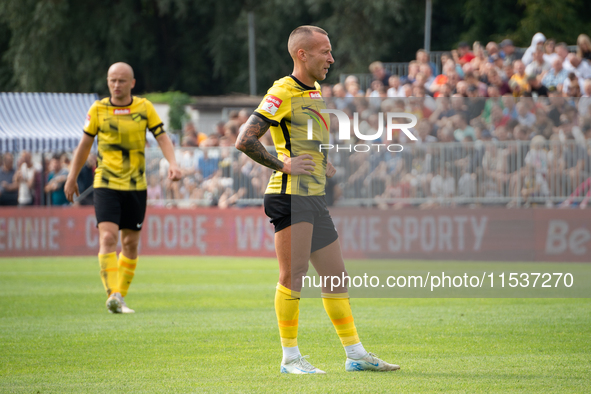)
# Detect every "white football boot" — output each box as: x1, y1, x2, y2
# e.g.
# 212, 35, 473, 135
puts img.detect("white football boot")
345, 352, 400, 372
280, 355, 326, 374
116, 293, 135, 314
106, 293, 122, 314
